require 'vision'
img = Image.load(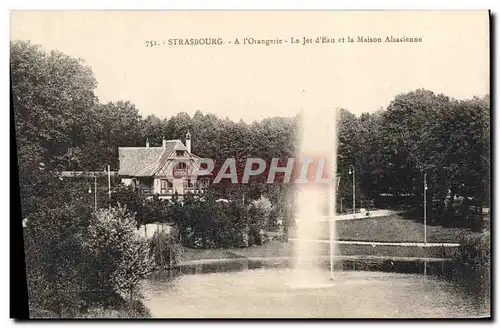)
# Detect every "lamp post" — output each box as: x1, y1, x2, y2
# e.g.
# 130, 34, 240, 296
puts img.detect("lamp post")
349, 165, 355, 218
423, 172, 428, 244
107, 165, 111, 209
88, 175, 97, 211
